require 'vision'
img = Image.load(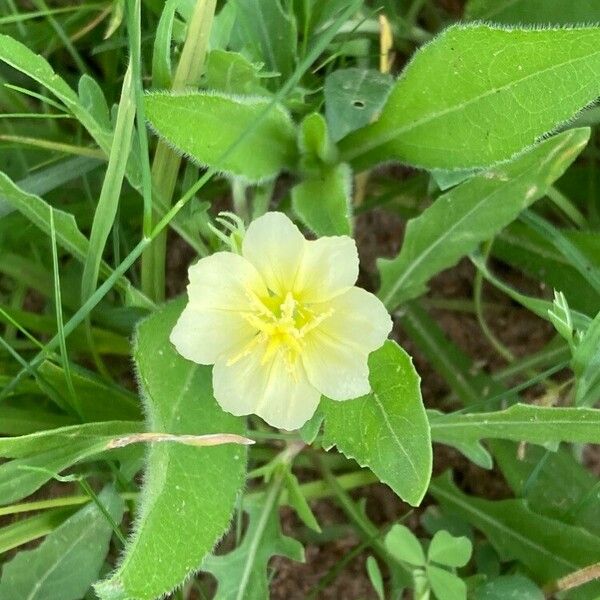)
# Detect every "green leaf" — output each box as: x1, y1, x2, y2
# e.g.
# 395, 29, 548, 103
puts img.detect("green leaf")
0, 421, 139, 505
520, 210, 600, 296
0, 156, 101, 219
494, 441, 600, 537
465, 0, 600, 25
230, 0, 297, 82
0, 508, 77, 555
0, 305, 130, 356
402, 304, 600, 538
202, 489, 304, 599
298, 112, 338, 169
95, 299, 248, 600
324, 68, 393, 141
426, 564, 467, 600
37, 361, 142, 422
292, 163, 352, 236
205, 49, 267, 95
430, 404, 600, 447
321, 340, 432, 506
78, 74, 112, 132
430, 473, 600, 595
0, 487, 123, 600
151, 0, 179, 88
472, 575, 543, 600
384, 524, 426, 566
428, 530, 472, 567
494, 222, 600, 316
377, 128, 589, 311
0, 172, 150, 307
547, 291, 576, 346
284, 471, 321, 533
145, 92, 298, 182
81, 64, 136, 305
573, 310, 600, 406
366, 556, 385, 600
339, 26, 600, 170
470, 253, 591, 332
0, 401, 75, 436
0, 34, 141, 189
428, 429, 492, 470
